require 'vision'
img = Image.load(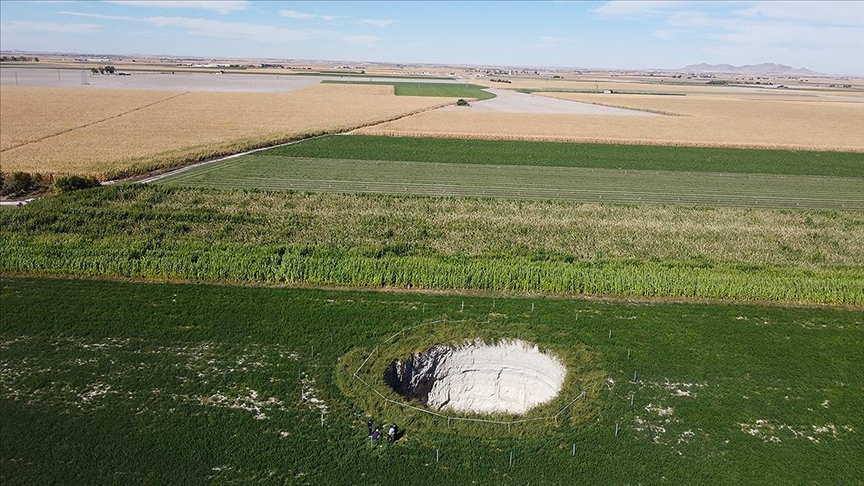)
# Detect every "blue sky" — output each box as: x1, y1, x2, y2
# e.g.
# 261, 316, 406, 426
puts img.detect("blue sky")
1, 1, 862, 75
